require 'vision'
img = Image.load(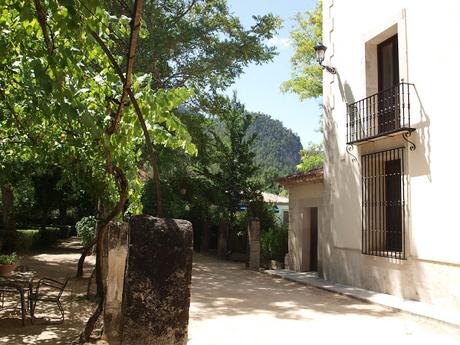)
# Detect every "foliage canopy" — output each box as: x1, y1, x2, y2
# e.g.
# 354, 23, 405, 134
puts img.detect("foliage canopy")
297, 143, 324, 172
282, 0, 323, 100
